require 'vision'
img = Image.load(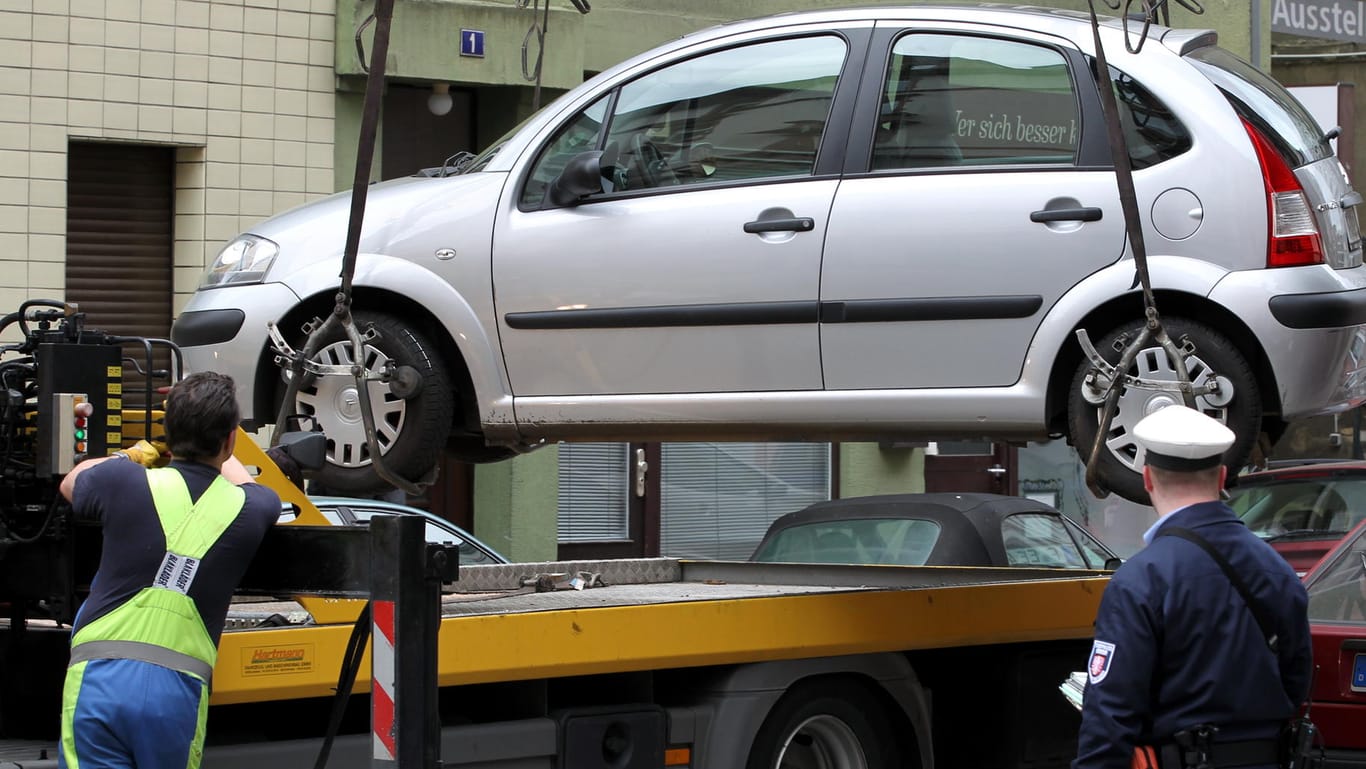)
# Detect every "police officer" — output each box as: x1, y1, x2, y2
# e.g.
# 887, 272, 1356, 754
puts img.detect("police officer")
56, 372, 280, 769
1074, 405, 1312, 769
